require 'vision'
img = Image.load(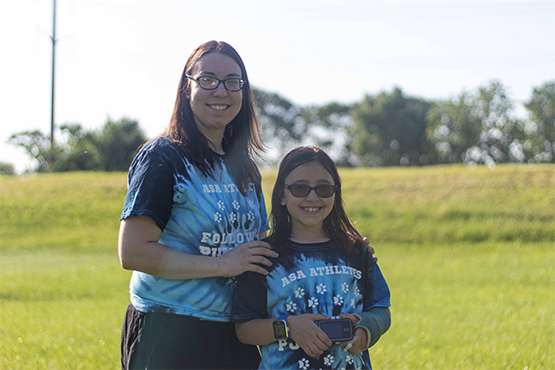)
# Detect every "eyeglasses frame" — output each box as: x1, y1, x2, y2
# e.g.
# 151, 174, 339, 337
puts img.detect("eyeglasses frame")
185, 74, 246, 92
